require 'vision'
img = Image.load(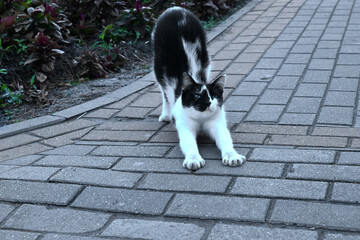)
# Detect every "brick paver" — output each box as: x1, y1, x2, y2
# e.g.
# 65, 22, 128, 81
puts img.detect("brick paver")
1, 0, 360, 238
